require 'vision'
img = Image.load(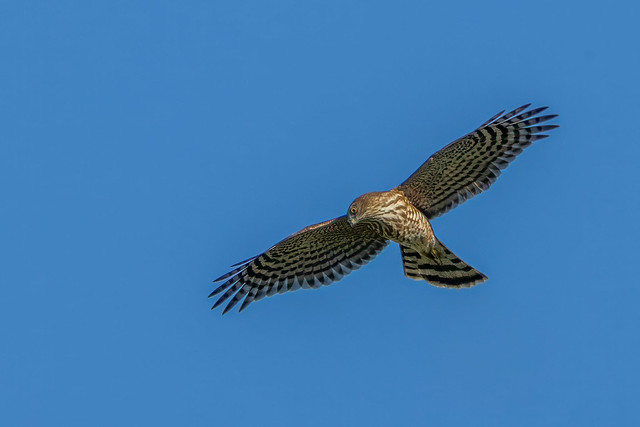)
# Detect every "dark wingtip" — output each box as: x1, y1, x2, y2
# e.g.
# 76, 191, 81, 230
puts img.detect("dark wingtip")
534, 125, 560, 132
211, 294, 228, 310
209, 277, 236, 297
214, 256, 257, 282
230, 255, 258, 267
222, 293, 242, 314
213, 273, 229, 283
481, 109, 505, 127
532, 134, 551, 141
238, 296, 255, 313
534, 114, 558, 123
526, 106, 549, 117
